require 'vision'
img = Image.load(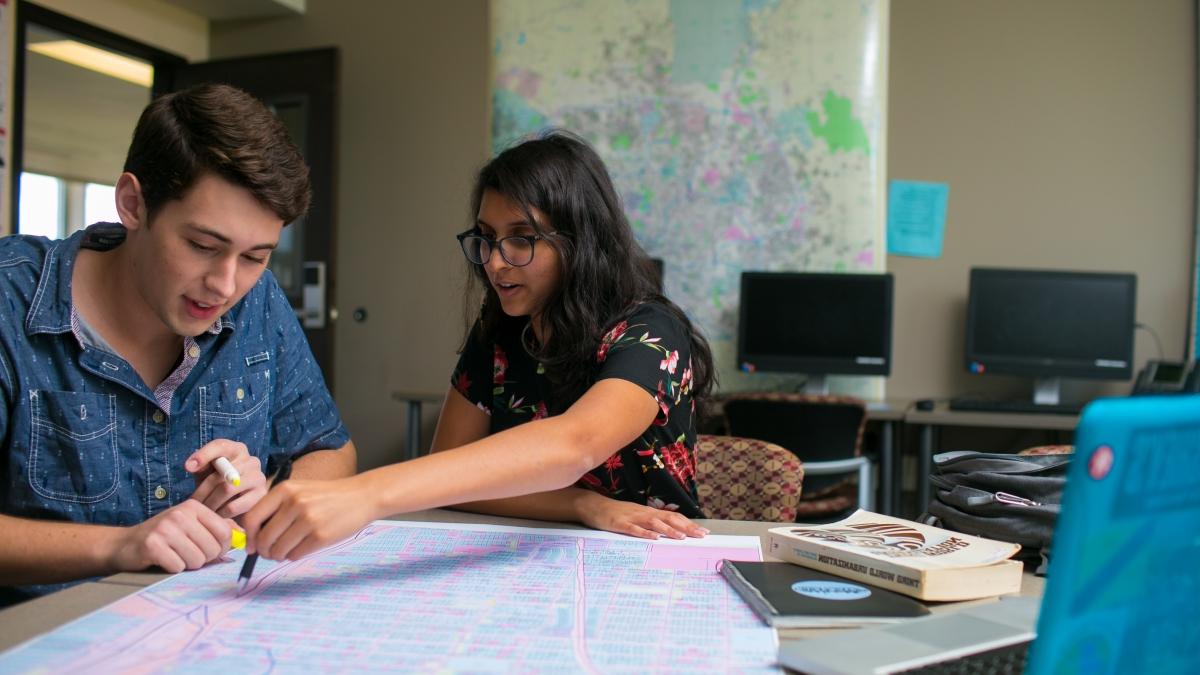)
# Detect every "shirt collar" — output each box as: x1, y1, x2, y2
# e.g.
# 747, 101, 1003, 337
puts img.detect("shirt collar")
24, 230, 84, 336
26, 224, 236, 339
